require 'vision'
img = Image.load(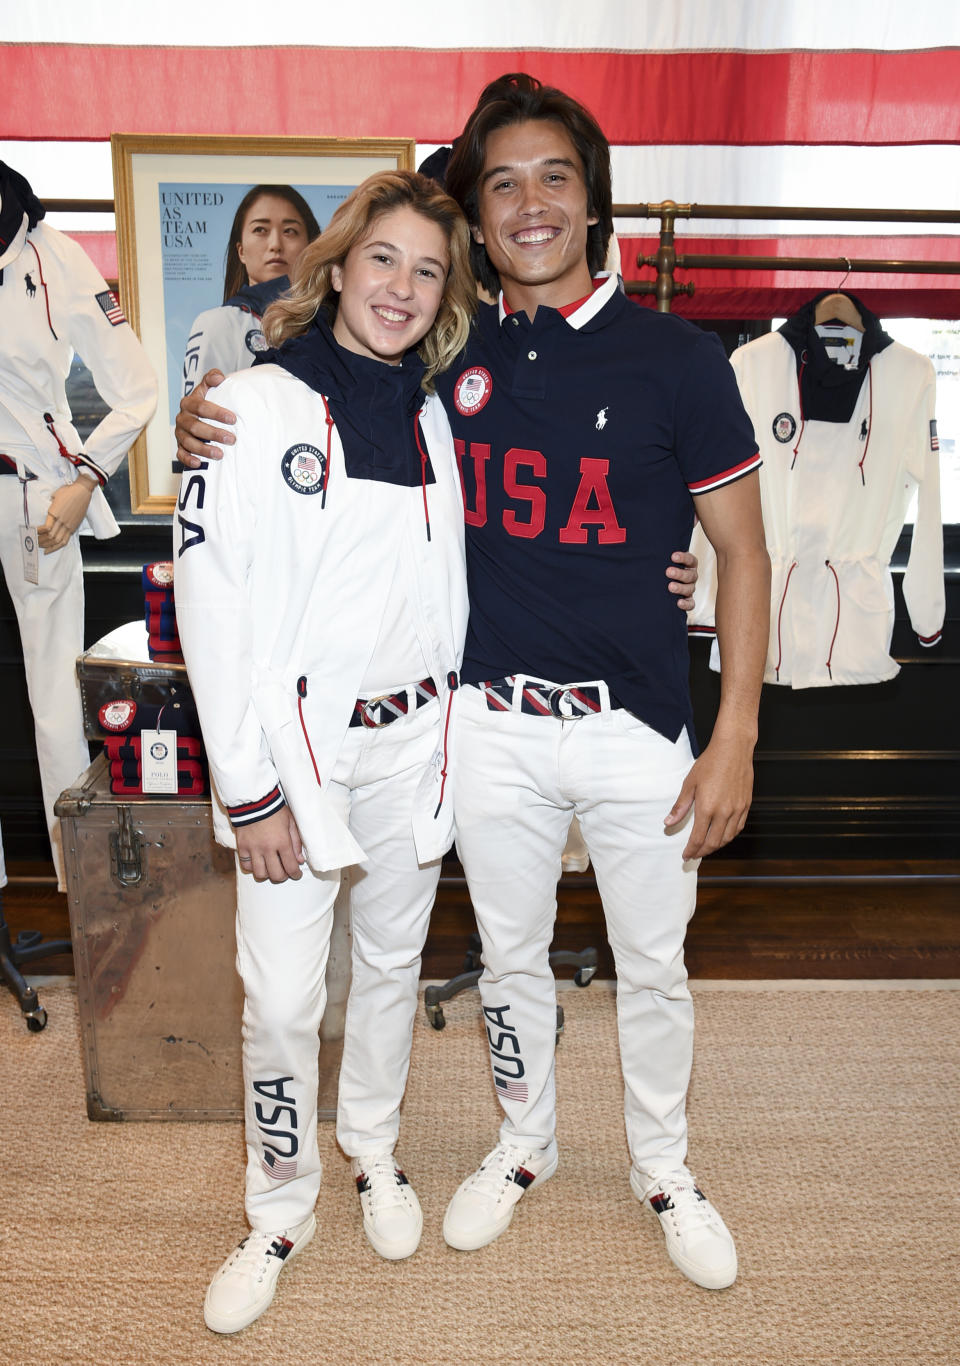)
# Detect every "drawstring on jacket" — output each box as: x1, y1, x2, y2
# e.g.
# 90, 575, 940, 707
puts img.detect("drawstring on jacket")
774, 561, 798, 681
296, 676, 322, 787
414, 409, 432, 541
824, 561, 841, 679
791, 353, 807, 469
433, 672, 458, 817
43, 412, 105, 485
319, 393, 335, 508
